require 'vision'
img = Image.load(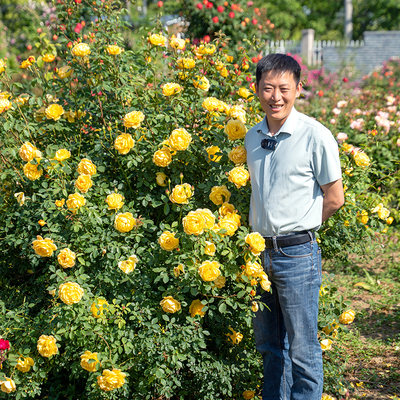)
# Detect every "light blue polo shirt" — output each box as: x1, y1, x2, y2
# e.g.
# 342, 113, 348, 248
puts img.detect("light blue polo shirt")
244, 108, 342, 236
